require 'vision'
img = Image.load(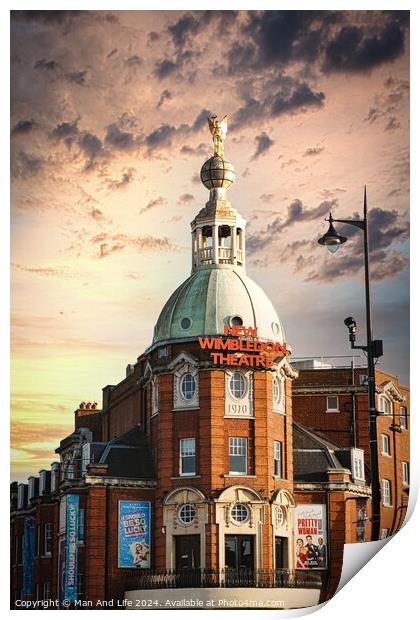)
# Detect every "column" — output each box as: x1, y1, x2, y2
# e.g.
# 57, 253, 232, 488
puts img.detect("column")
191, 231, 196, 268
230, 225, 237, 265
212, 224, 219, 264
197, 227, 203, 266
239, 229, 245, 267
